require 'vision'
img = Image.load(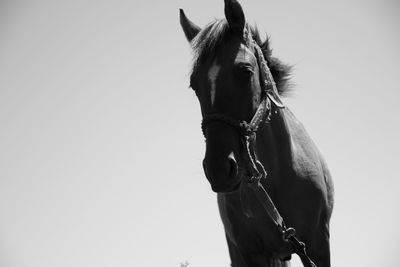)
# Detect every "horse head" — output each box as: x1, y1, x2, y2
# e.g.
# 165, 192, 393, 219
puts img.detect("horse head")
180, 0, 290, 193
181, 0, 264, 192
